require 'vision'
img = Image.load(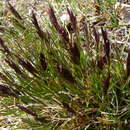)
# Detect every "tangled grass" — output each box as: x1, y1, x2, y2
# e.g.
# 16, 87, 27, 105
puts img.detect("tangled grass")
0, 0, 130, 129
